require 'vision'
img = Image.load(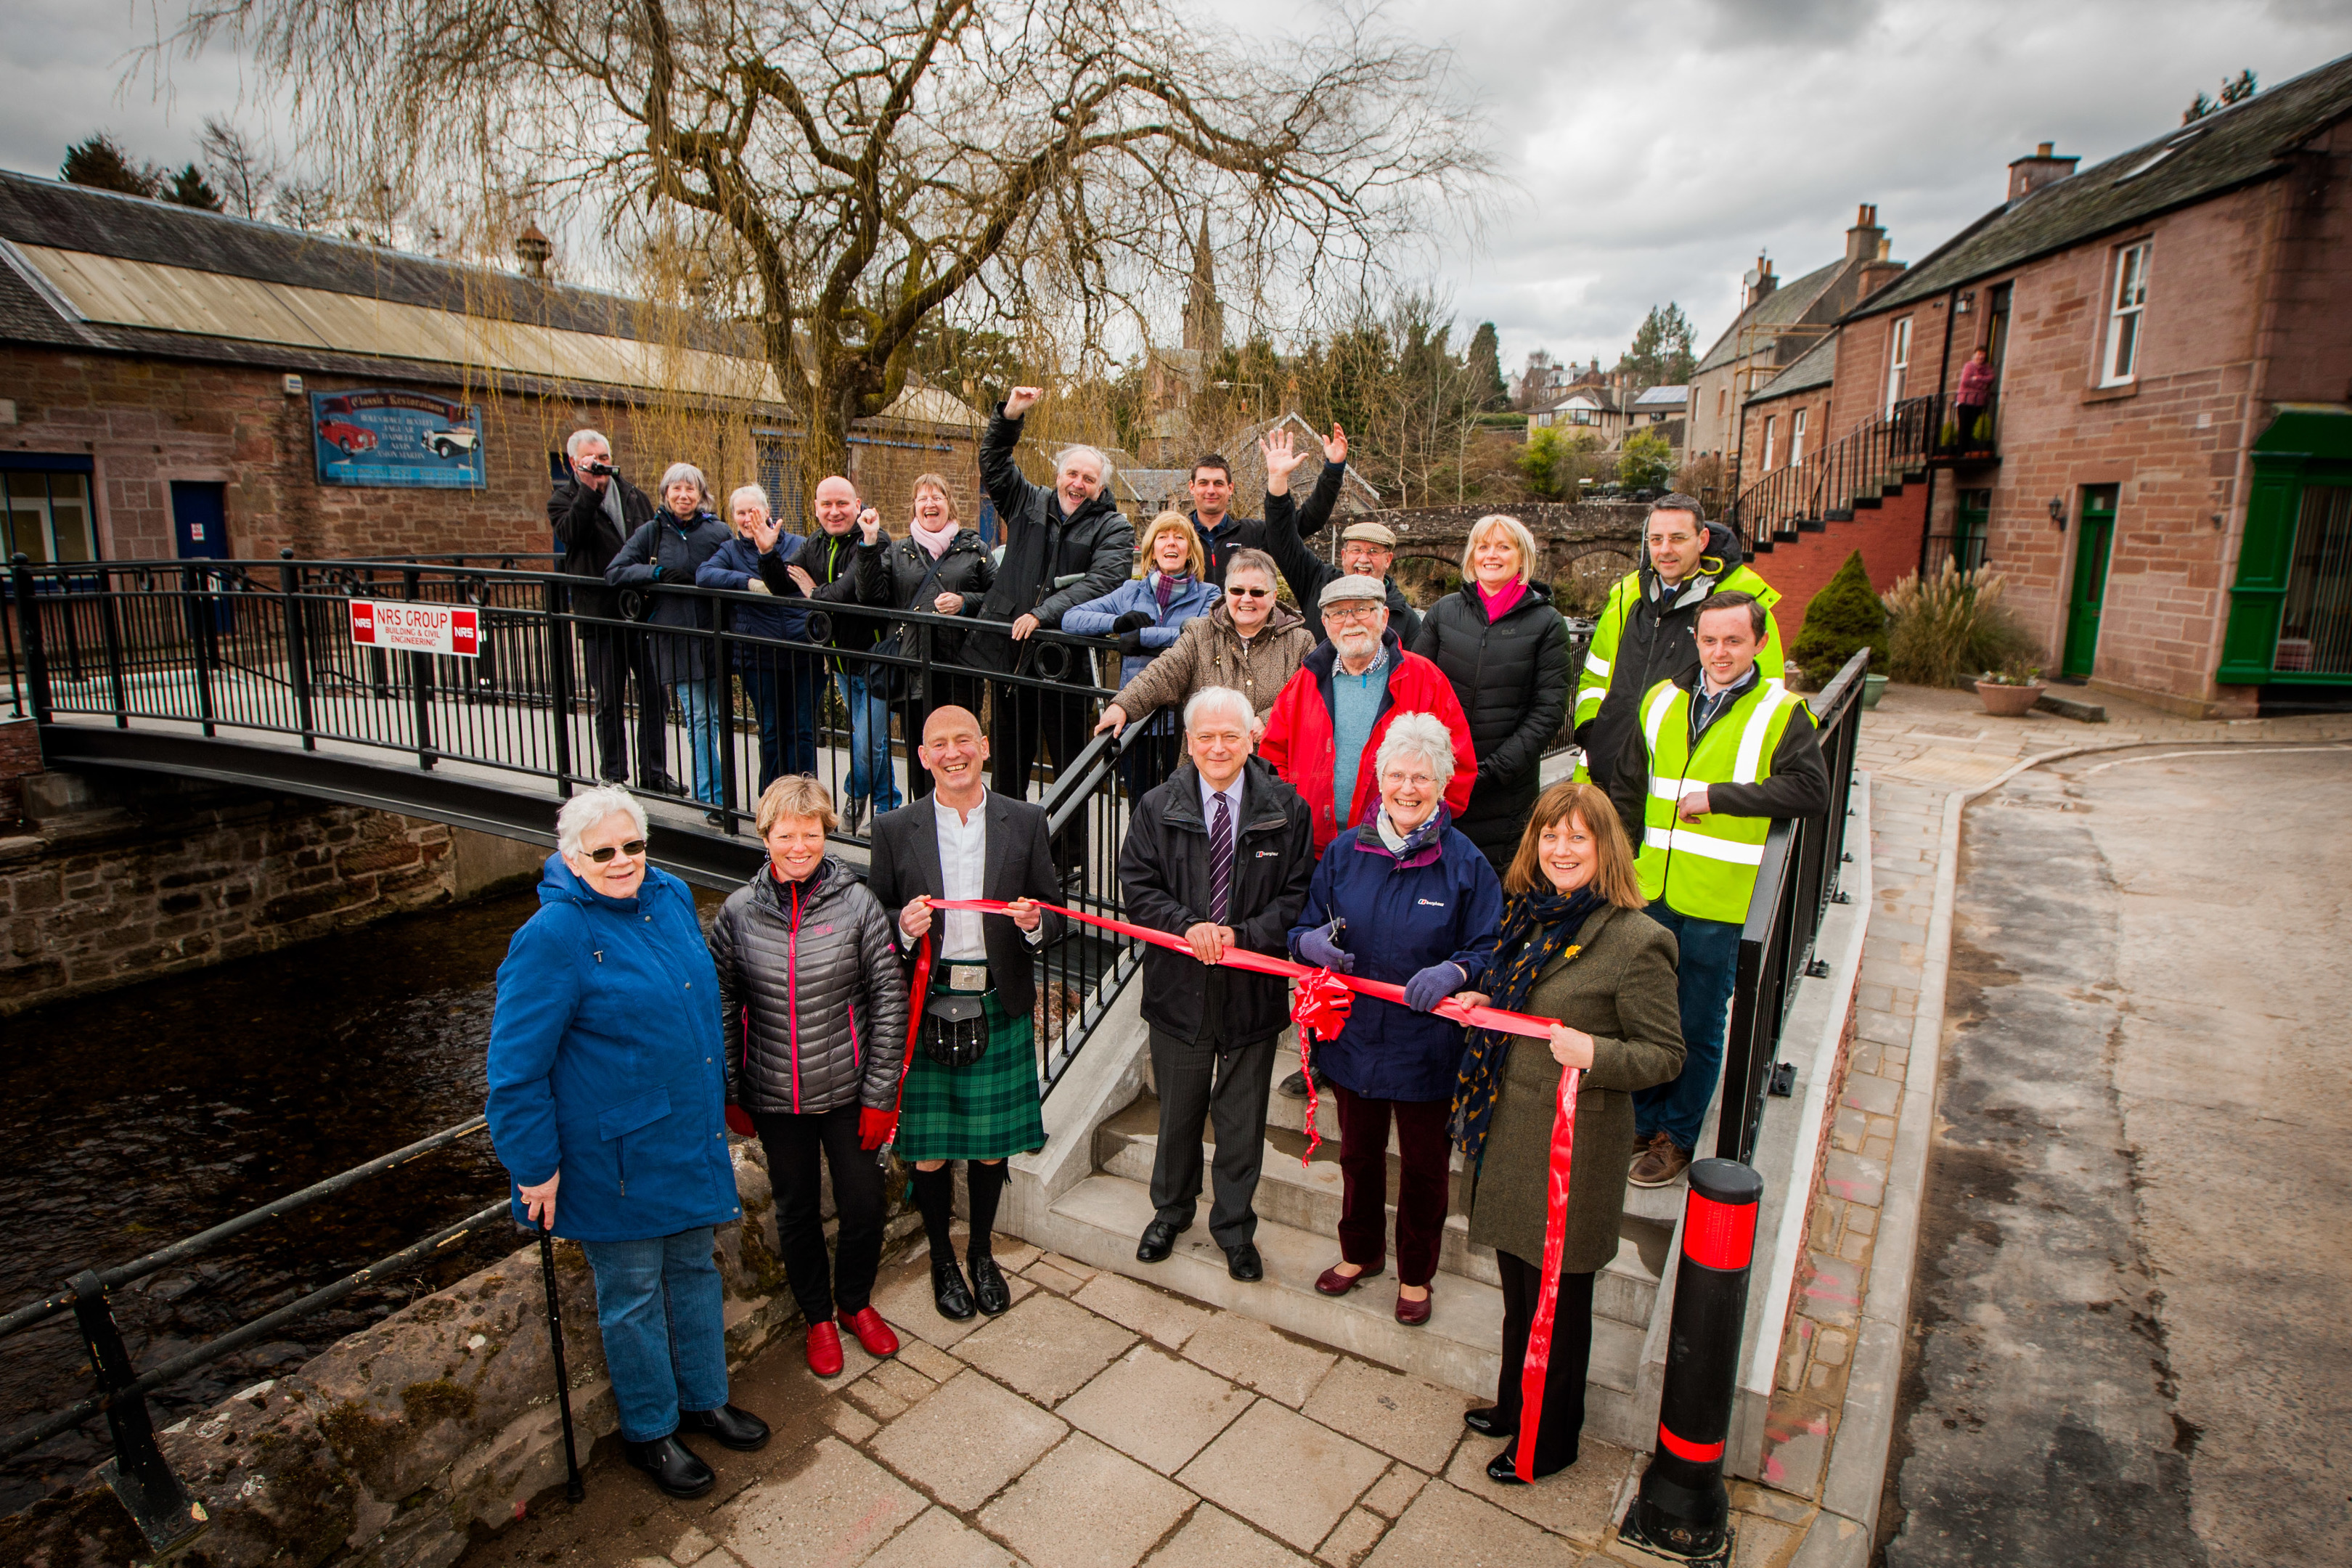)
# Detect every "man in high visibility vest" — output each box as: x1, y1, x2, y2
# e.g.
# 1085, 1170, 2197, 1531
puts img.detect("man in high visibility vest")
1573, 494, 1784, 791
1604, 590, 1827, 1188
